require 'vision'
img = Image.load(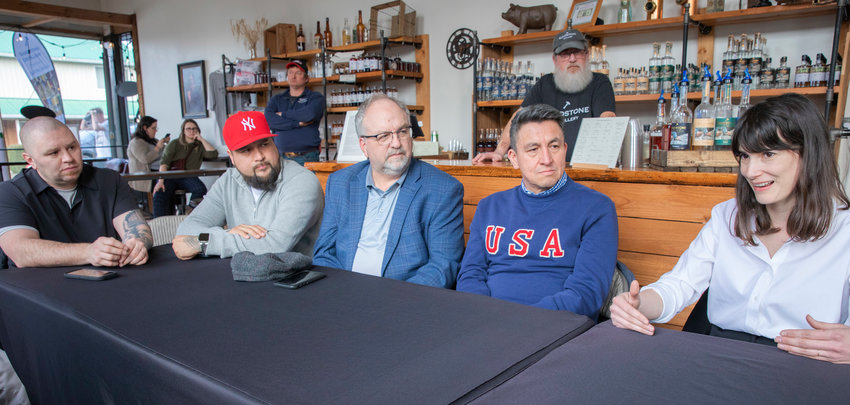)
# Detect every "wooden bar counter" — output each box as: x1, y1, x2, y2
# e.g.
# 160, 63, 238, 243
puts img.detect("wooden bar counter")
306, 160, 737, 330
